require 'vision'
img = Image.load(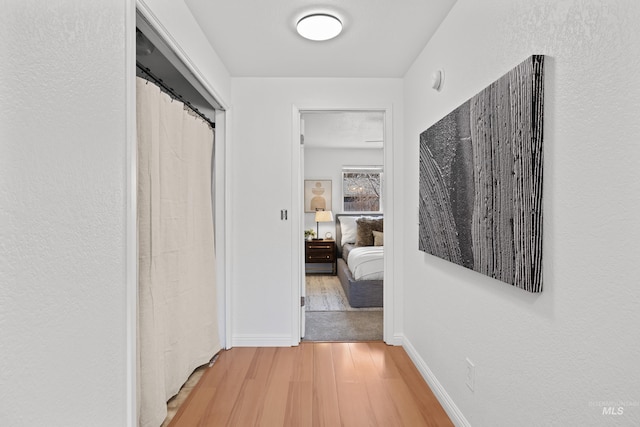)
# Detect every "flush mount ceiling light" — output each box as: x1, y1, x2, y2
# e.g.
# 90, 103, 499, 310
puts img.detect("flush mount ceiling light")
296, 13, 343, 41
